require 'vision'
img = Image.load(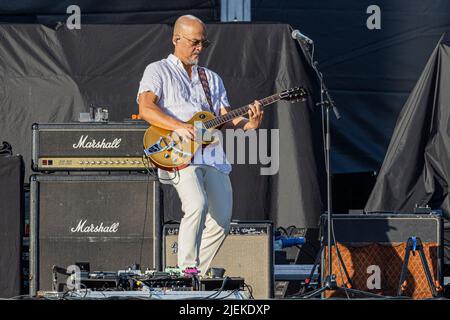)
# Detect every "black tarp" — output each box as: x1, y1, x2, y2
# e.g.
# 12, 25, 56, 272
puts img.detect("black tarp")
365, 33, 450, 217
0, 23, 325, 228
